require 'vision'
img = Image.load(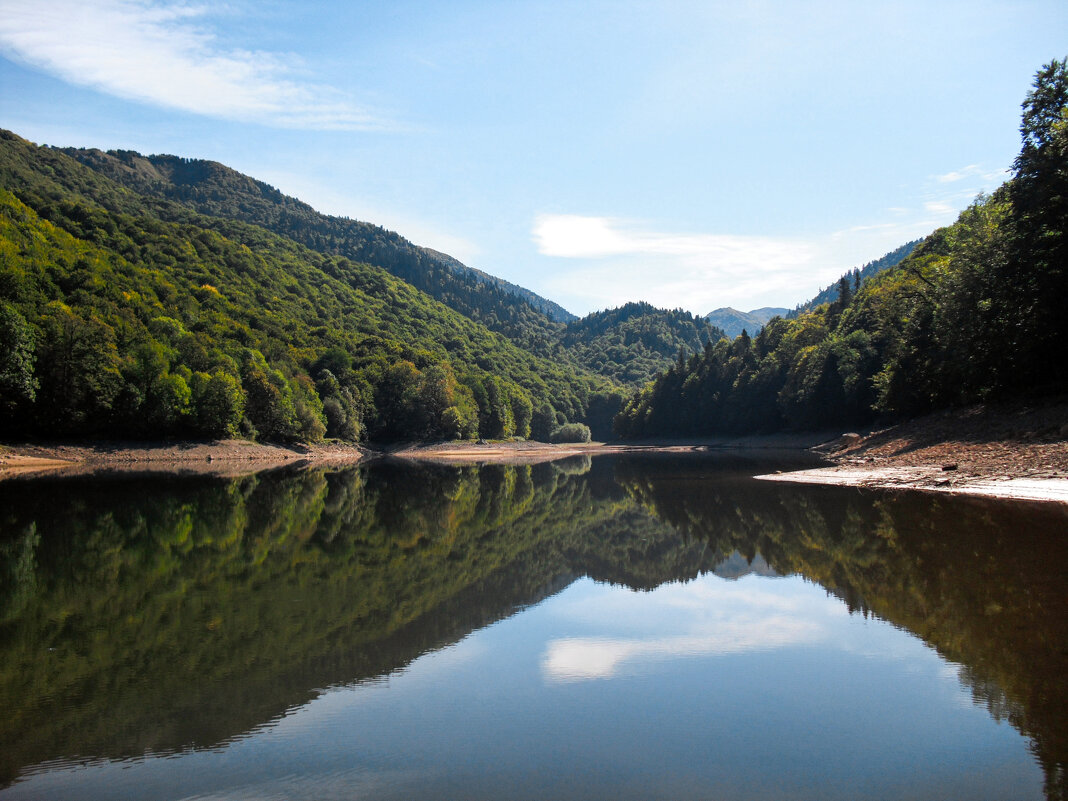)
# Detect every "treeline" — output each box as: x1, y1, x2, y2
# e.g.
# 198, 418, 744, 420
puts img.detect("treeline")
789, 238, 921, 316
616, 60, 1068, 438
0, 134, 620, 443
